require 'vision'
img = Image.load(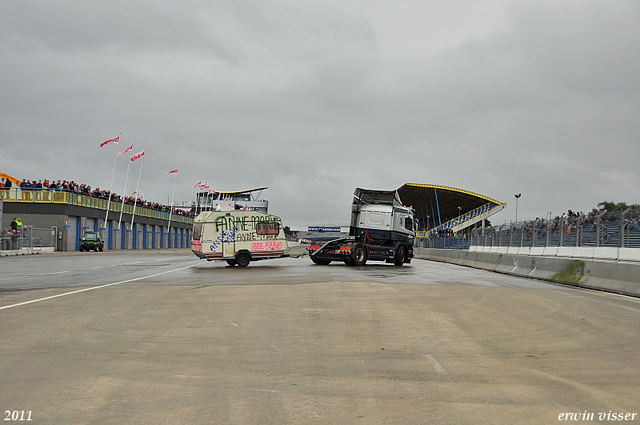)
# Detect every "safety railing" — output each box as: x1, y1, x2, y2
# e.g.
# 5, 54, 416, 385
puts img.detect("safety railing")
0, 188, 193, 224
1, 226, 57, 255
416, 236, 470, 250
470, 209, 640, 249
